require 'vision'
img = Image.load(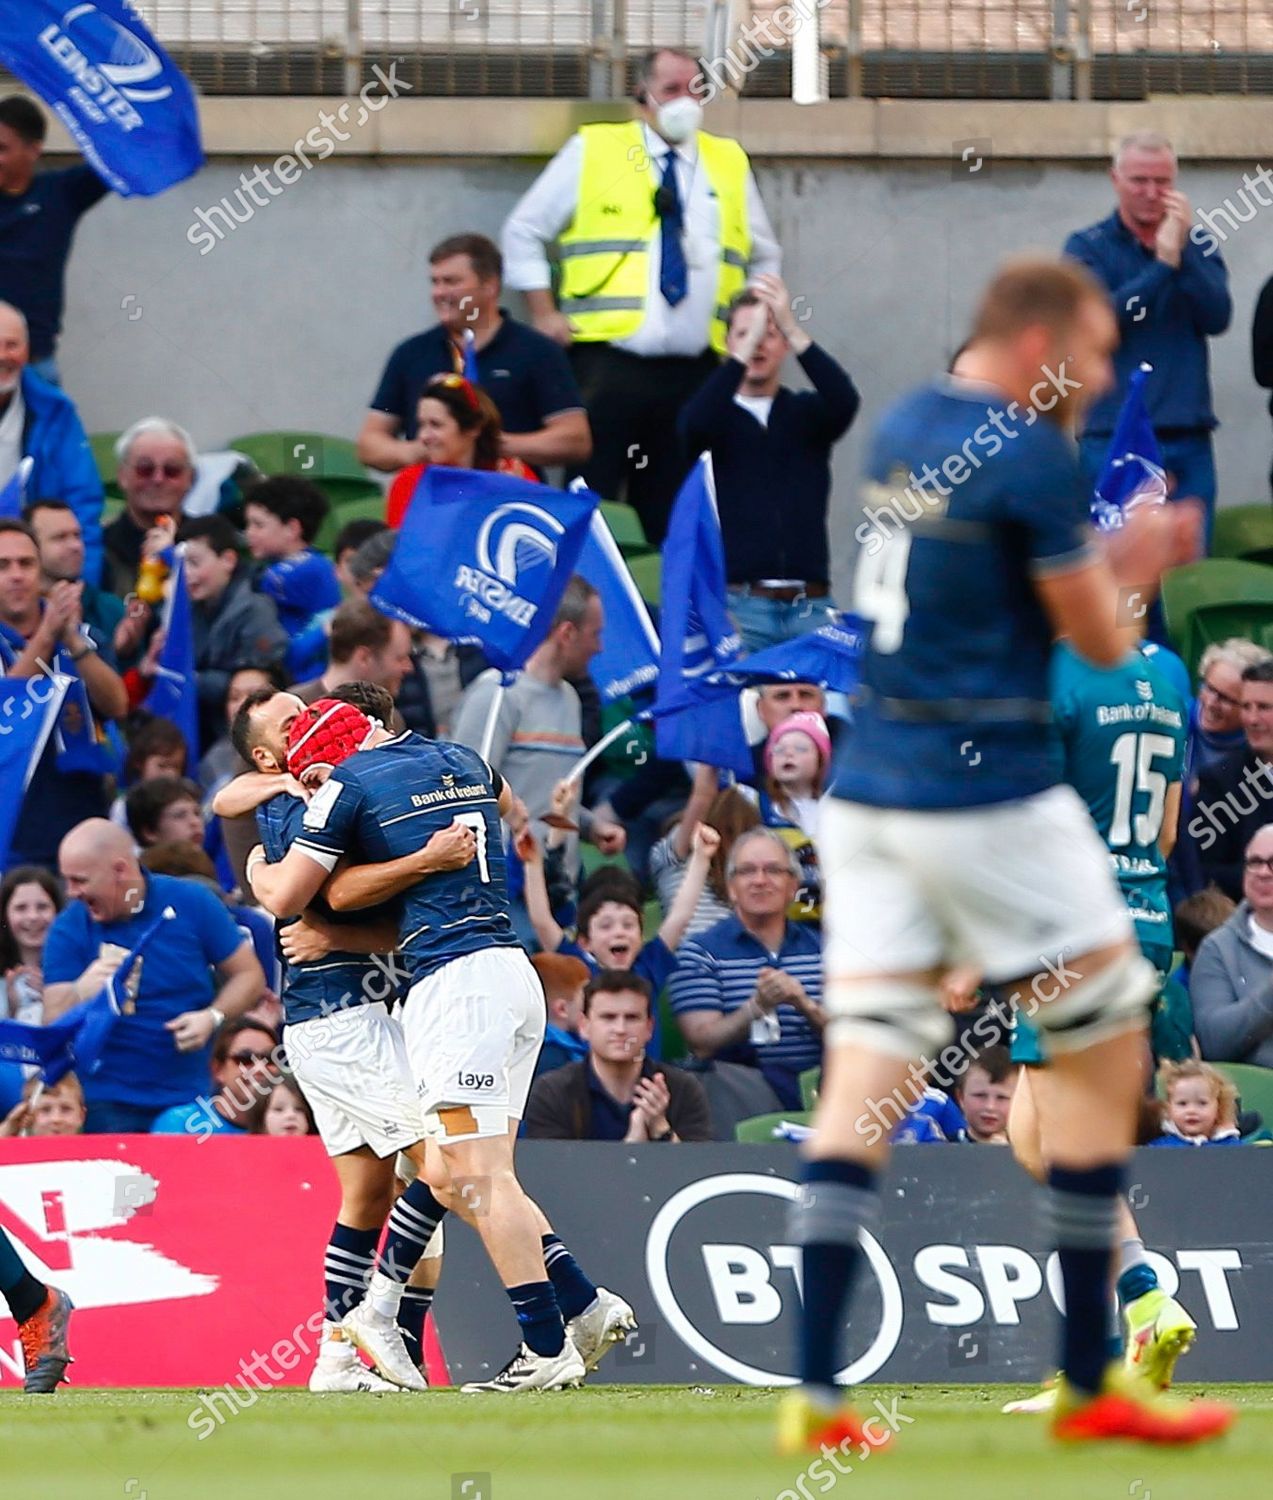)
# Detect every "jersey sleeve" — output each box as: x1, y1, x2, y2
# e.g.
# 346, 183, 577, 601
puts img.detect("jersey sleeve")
293, 769, 366, 871
1001, 424, 1098, 577
41, 909, 93, 986
187, 884, 250, 966
369, 343, 408, 419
